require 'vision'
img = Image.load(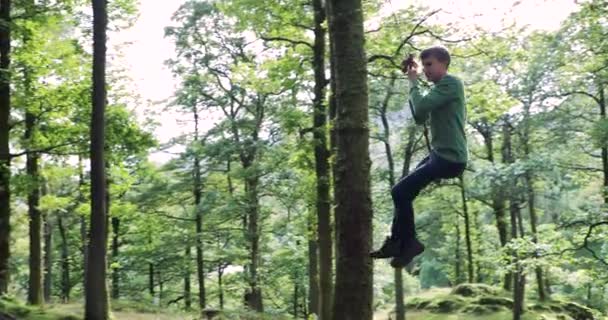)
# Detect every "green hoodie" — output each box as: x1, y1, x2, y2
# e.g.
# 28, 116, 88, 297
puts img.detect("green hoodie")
409, 74, 468, 164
